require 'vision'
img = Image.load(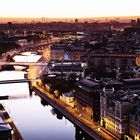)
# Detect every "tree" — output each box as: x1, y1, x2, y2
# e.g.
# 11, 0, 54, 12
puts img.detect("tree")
68, 73, 78, 89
